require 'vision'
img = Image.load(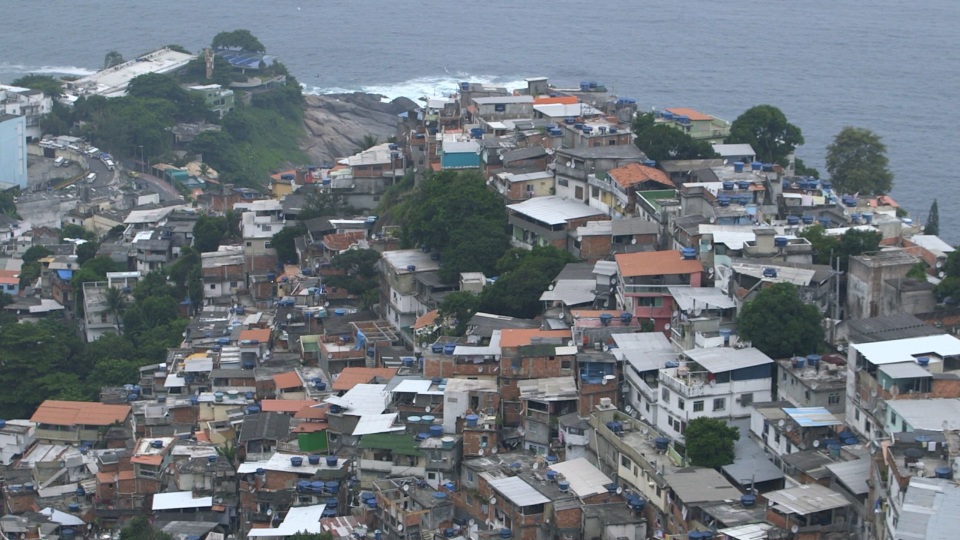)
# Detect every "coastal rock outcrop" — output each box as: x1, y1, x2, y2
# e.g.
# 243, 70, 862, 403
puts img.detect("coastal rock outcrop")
300, 92, 416, 164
